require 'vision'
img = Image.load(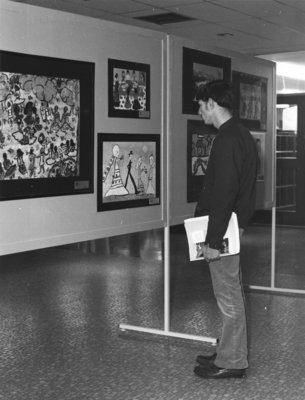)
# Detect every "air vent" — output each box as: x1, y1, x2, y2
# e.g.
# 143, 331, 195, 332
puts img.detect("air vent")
134, 12, 196, 25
